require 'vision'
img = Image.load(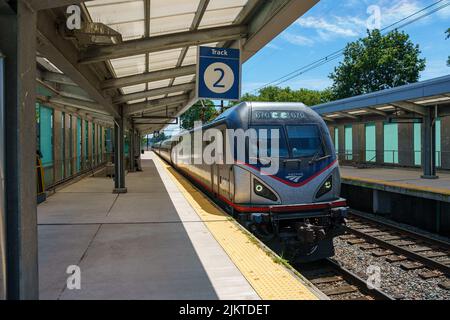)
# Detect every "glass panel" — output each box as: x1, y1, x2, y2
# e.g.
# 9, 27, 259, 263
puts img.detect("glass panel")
40, 106, 54, 186
77, 118, 81, 172
108, 21, 145, 41
250, 126, 289, 159
199, 7, 243, 29
85, 120, 89, 164
173, 75, 195, 85
110, 54, 146, 77
167, 91, 185, 97
365, 123, 376, 162
383, 123, 398, 164
345, 125, 353, 160
150, 0, 199, 17
414, 123, 421, 166
286, 125, 324, 158
122, 83, 146, 94
92, 123, 96, 165
334, 127, 339, 155
147, 79, 172, 90
206, 0, 248, 10
86, 1, 144, 26
436, 118, 441, 167
150, 14, 194, 36
61, 113, 65, 179
0, 54, 6, 299
148, 49, 182, 71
